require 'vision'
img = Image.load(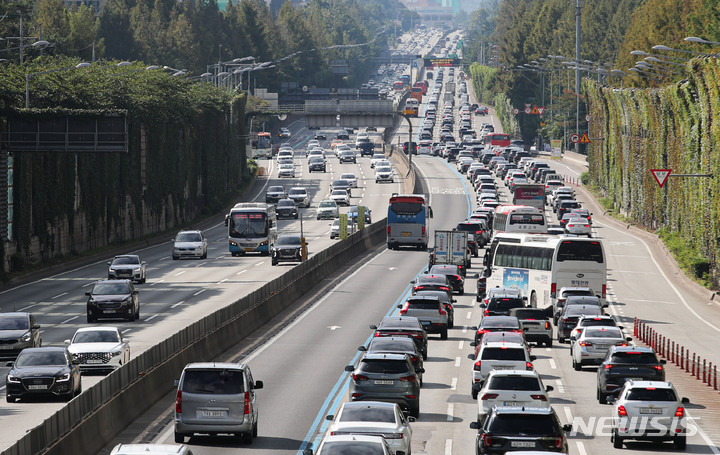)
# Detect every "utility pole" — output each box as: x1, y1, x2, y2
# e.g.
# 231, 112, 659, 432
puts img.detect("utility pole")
575, 0, 581, 154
